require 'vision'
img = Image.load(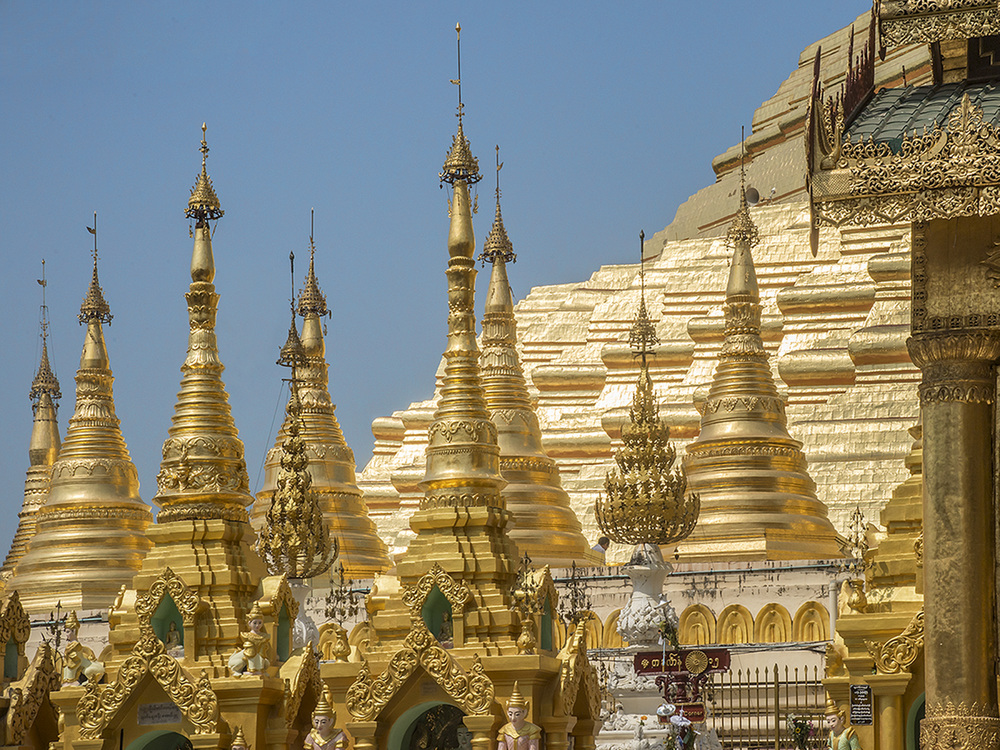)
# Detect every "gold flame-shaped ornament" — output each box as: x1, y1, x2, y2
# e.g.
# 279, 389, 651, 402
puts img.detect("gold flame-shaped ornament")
595, 231, 699, 546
